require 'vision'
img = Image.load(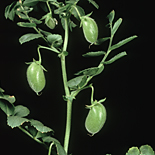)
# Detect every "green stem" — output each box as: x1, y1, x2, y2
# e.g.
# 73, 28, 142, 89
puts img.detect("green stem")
98, 23, 113, 67
60, 17, 72, 154
48, 142, 54, 155
18, 126, 47, 149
